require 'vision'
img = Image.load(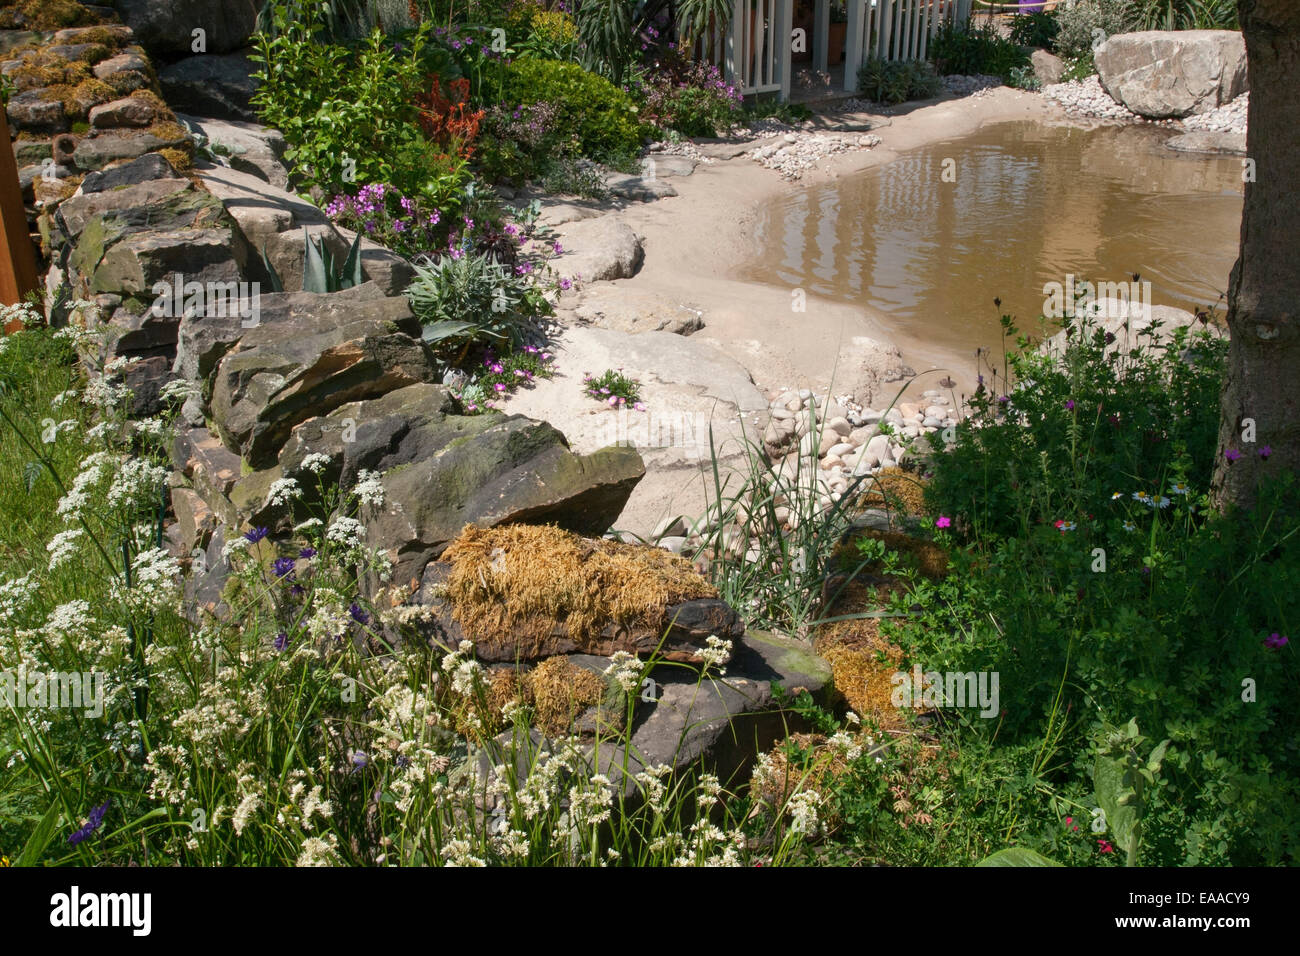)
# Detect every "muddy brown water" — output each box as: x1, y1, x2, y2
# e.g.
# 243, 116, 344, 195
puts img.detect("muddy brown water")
742, 121, 1244, 380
